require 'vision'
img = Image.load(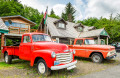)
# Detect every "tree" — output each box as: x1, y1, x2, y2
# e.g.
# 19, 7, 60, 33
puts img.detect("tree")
50, 8, 55, 15
61, 2, 76, 22
0, 0, 24, 16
